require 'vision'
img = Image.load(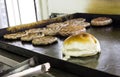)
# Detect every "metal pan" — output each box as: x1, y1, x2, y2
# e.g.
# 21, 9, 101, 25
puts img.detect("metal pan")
0, 13, 120, 77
